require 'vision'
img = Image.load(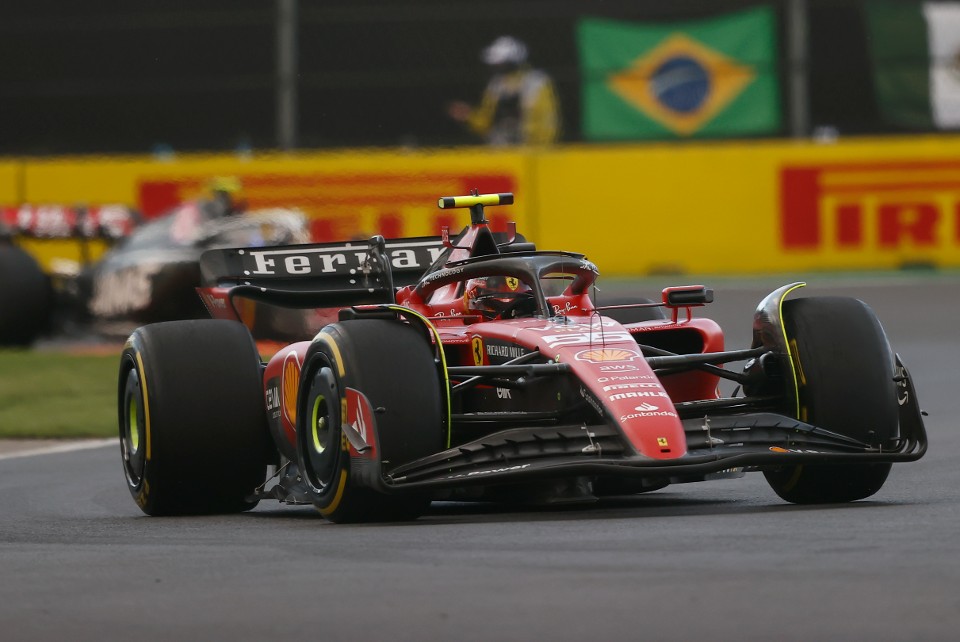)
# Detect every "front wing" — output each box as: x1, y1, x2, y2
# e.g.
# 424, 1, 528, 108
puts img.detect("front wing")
362, 358, 927, 492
